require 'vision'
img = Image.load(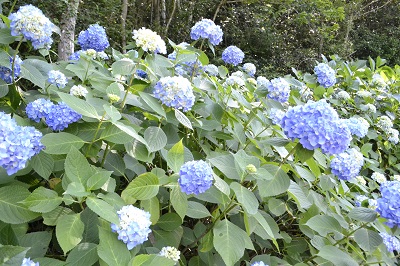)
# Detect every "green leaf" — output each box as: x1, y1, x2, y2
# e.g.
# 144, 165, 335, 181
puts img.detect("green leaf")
103, 104, 122, 122
130, 254, 176, 266
112, 121, 147, 145
0, 28, 16, 44
81, 208, 99, 243
257, 165, 290, 197
0, 79, 8, 98
157, 213, 182, 231
170, 185, 188, 219
175, 109, 193, 129
86, 197, 119, 224
41, 132, 85, 154
19, 231, 52, 258
230, 182, 258, 215
187, 201, 211, 219
87, 170, 112, 191
317, 245, 358, 266
295, 143, 314, 162
65, 242, 99, 266
30, 151, 54, 180
34, 258, 65, 266
98, 227, 131, 266
208, 154, 241, 180
167, 139, 185, 173
122, 172, 159, 201
20, 187, 62, 213
138, 91, 166, 118
42, 206, 74, 226
140, 197, 160, 225
144, 127, 167, 152
112, 59, 135, 75
252, 211, 279, 249
20, 61, 45, 88
354, 228, 382, 252
305, 215, 342, 237
65, 146, 92, 186
56, 213, 84, 253
100, 123, 134, 144
348, 207, 377, 222
58, 92, 100, 119
288, 181, 312, 209
0, 245, 29, 265
64, 182, 90, 197
104, 152, 126, 177
0, 186, 39, 224
153, 226, 183, 249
